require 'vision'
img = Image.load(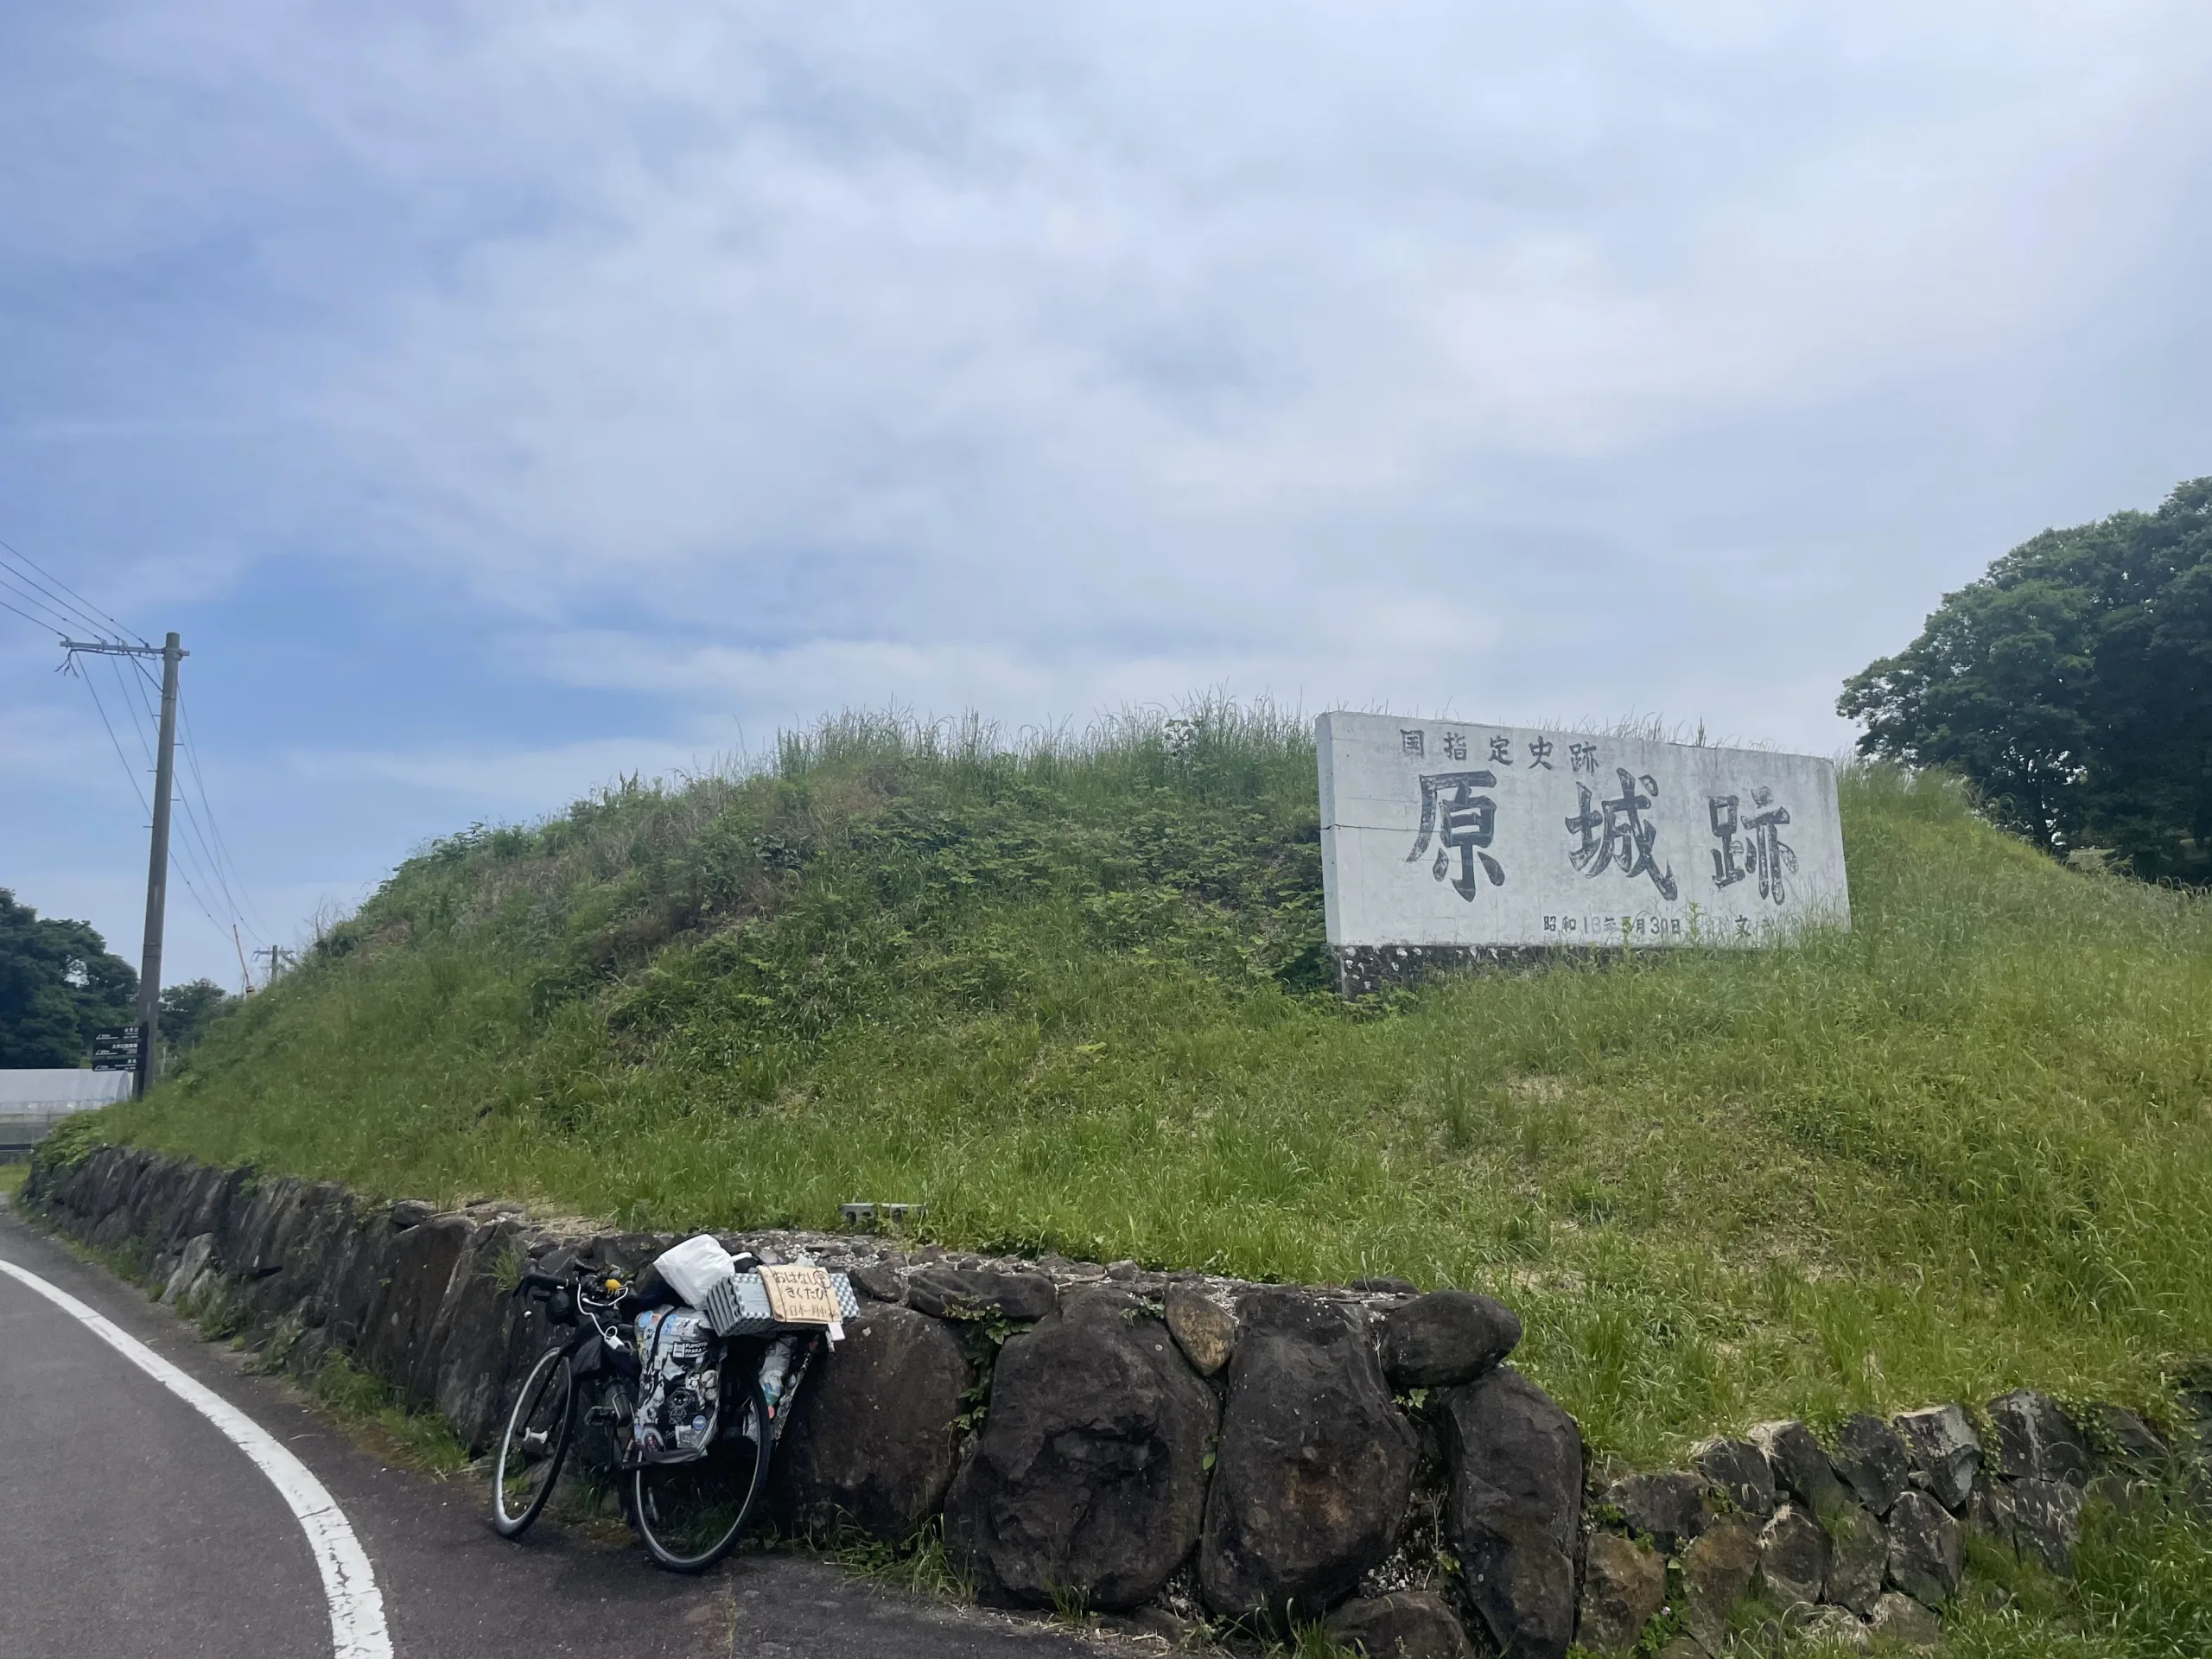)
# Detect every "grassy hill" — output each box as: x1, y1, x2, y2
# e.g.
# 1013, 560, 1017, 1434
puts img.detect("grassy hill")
95, 707, 2212, 1480
73, 702, 2212, 1650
